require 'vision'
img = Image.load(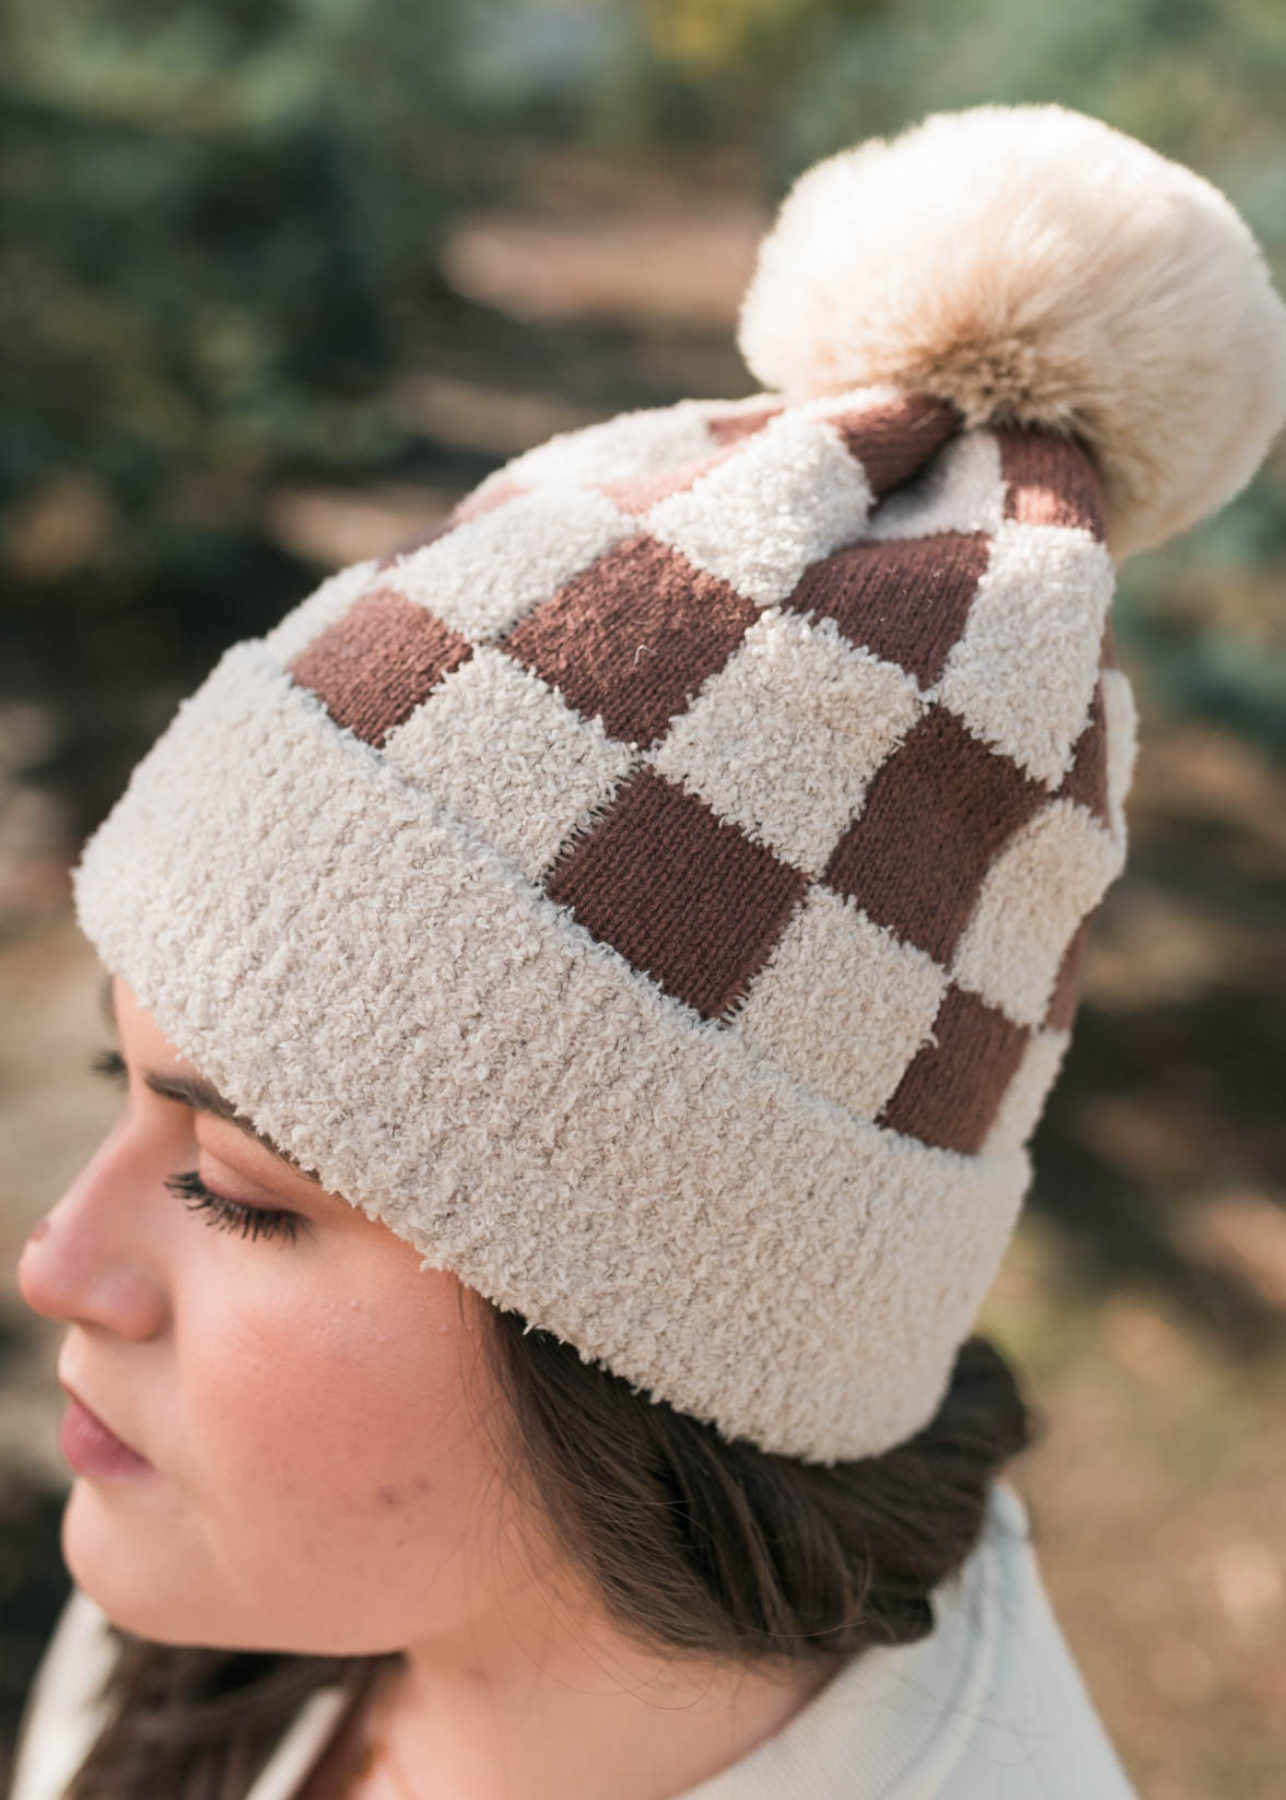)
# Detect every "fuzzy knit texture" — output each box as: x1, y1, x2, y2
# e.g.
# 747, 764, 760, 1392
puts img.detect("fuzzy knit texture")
73, 105, 1286, 1463
739, 104, 1286, 561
